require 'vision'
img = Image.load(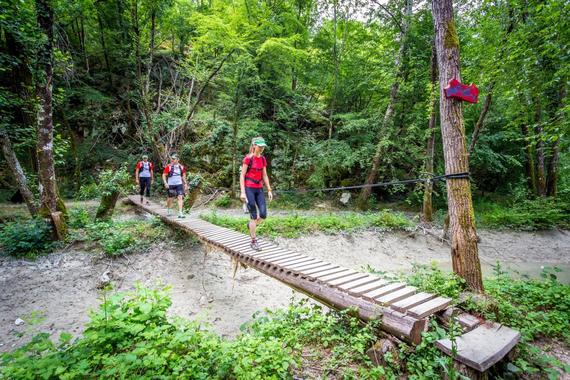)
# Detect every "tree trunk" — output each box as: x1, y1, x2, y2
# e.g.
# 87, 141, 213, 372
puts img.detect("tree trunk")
96, 8, 112, 87
432, 0, 483, 292
0, 132, 38, 216
359, 0, 413, 208
422, 42, 438, 223
546, 138, 559, 197
534, 99, 547, 196
520, 125, 538, 195
35, 0, 67, 238
95, 191, 121, 220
